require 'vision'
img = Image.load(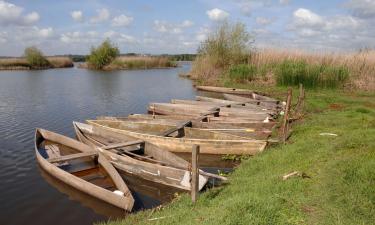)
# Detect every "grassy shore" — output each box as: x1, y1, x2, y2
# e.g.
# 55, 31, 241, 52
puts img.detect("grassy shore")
80, 56, 177, 70
103, 85, 375, 225
0, 56, 73, 70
